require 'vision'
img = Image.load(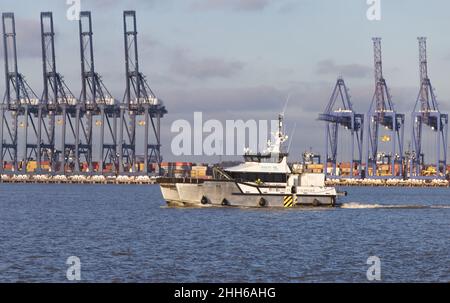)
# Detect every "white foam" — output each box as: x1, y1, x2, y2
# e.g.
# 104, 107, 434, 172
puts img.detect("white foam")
340, 202, 450, 209
340, 202, 385, 209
